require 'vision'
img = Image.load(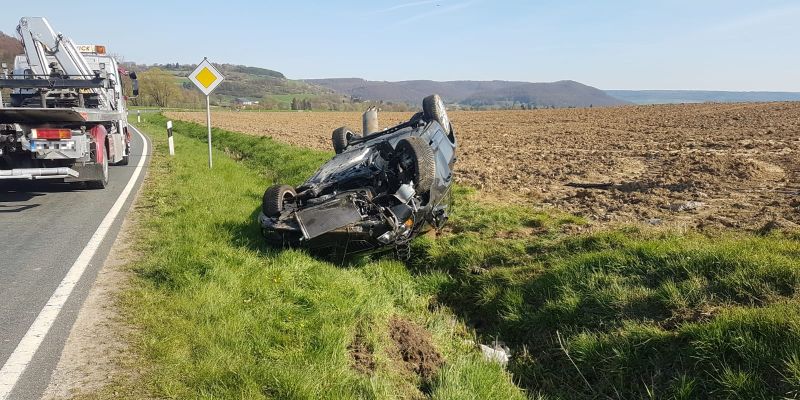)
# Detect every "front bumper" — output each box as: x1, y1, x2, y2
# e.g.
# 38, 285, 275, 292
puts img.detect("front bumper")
259, 209, 398, 256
